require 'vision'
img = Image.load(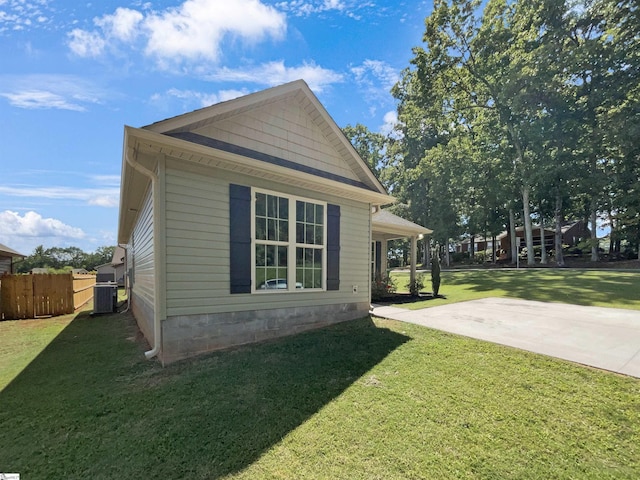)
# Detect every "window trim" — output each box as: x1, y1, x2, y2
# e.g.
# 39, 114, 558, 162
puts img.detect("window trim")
251, 187, 327, 293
